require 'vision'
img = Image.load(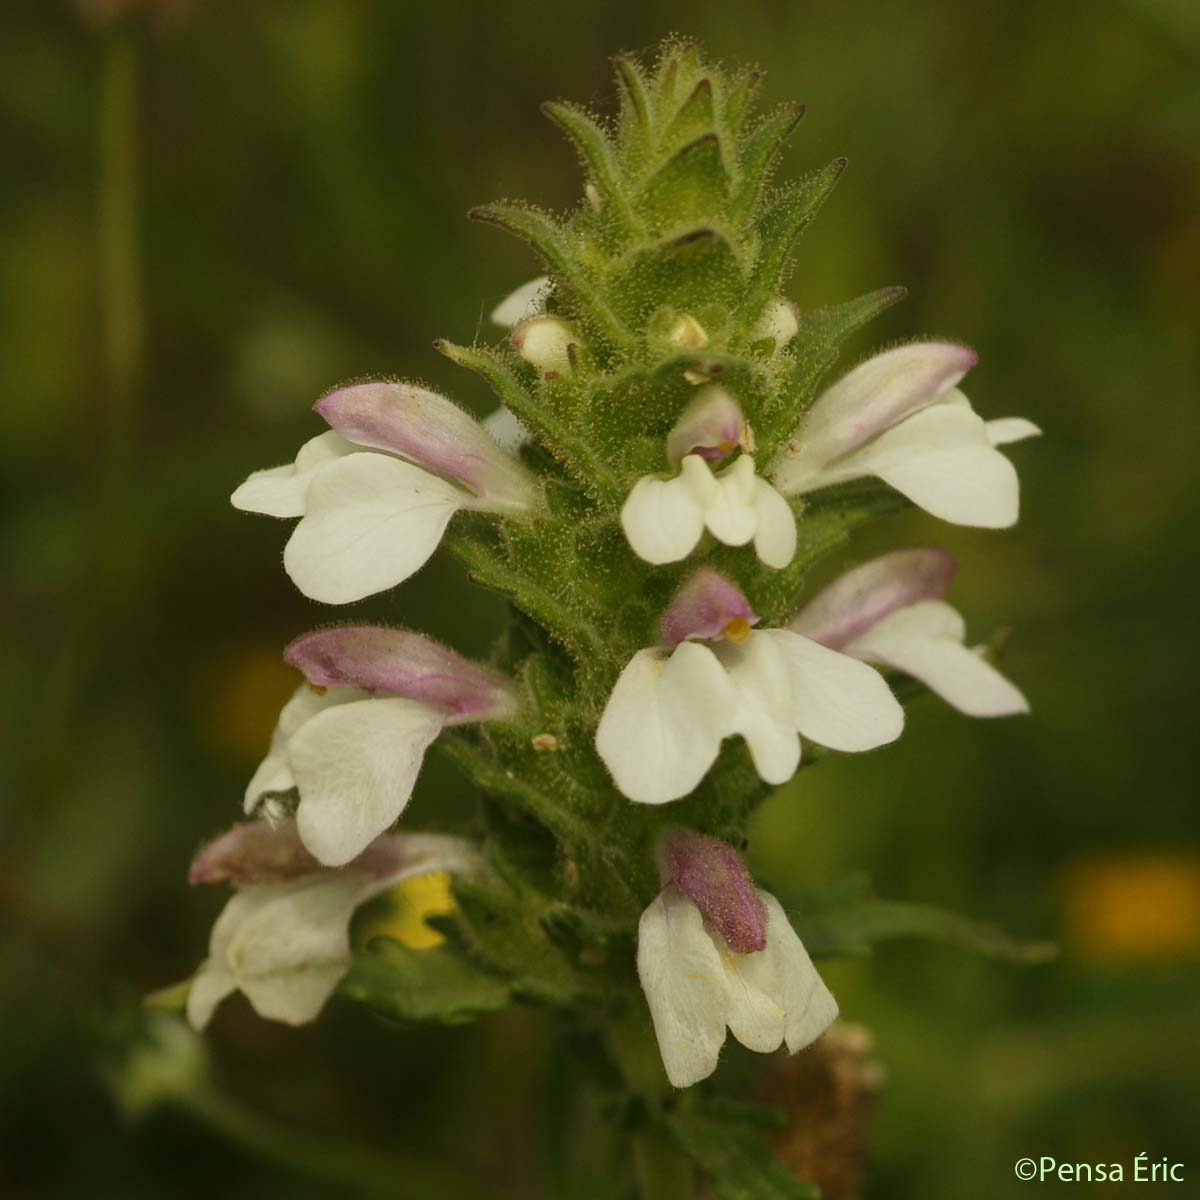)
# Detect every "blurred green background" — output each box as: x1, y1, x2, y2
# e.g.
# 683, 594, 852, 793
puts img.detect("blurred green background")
2, 0, 1198, 1196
